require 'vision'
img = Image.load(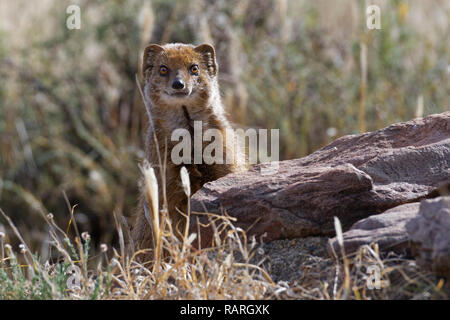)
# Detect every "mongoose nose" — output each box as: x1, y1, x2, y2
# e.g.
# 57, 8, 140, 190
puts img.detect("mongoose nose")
172, 79, 185, 90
